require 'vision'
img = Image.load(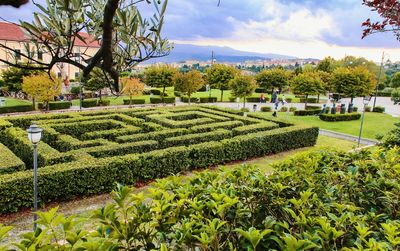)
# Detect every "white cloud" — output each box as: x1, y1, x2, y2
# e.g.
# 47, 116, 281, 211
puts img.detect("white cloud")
226, 0, 341, 42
